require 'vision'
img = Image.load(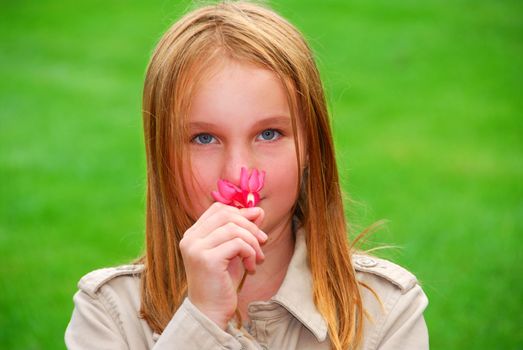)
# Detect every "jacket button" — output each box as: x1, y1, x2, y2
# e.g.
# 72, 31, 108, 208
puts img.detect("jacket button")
355, 256, 378, 268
